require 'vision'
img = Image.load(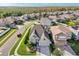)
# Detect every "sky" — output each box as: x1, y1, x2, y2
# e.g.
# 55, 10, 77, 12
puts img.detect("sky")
0, 3, 79, 7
